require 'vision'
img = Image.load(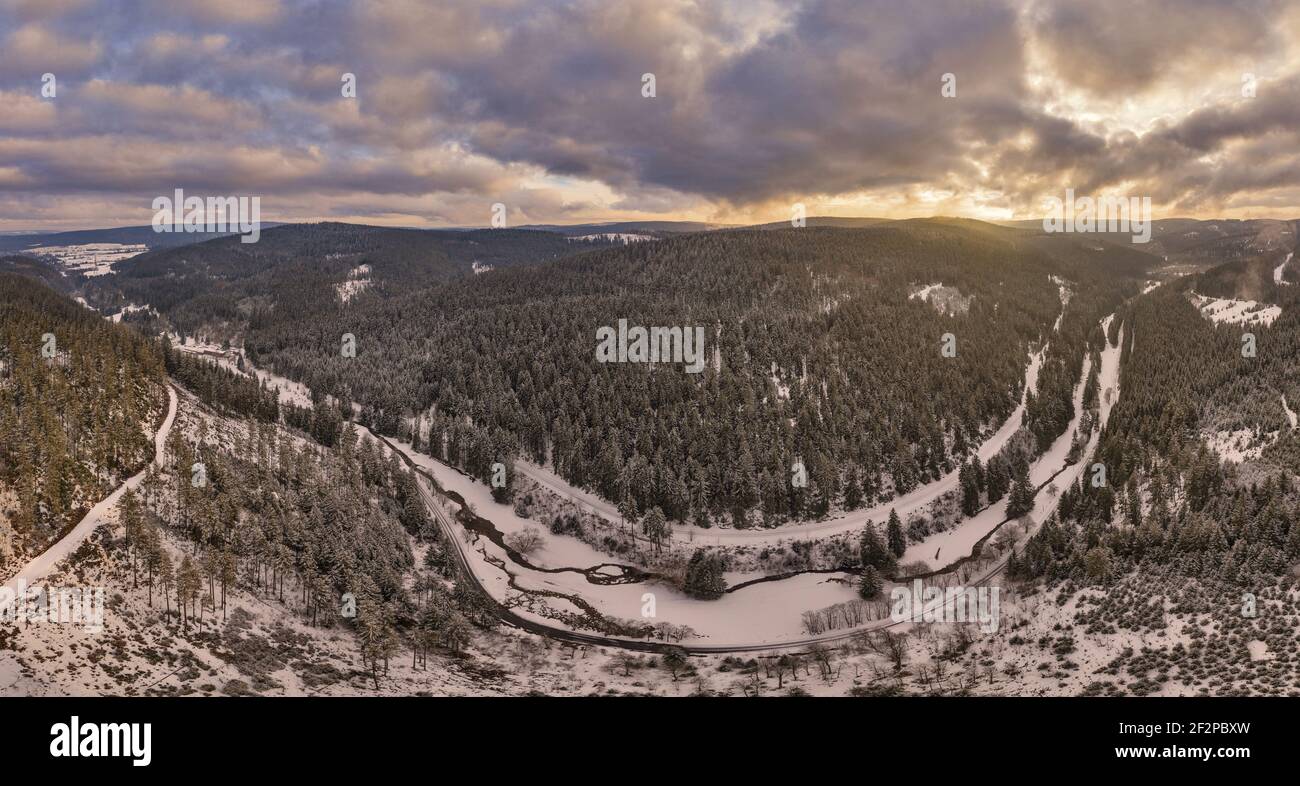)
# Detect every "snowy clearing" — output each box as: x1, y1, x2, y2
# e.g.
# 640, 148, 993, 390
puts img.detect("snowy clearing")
1190, 292, 1280, 327
335, 264, 372, 303
1204, 429, 1274, 463
568, 233, 655, 244
908, 282, 972, 316
1274, 252, 1293, 285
